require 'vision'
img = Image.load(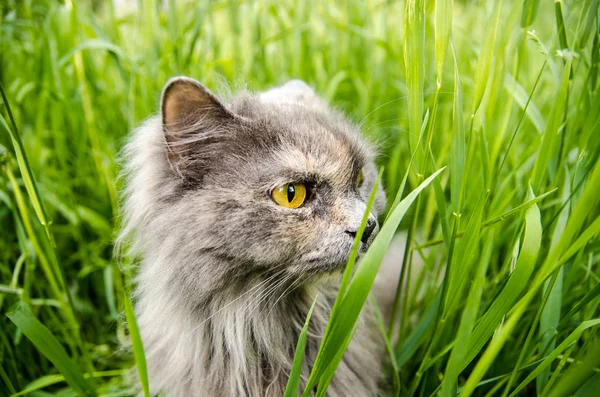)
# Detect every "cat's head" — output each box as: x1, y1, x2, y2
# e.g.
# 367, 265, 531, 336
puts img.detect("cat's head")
122, 77, 386, 296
